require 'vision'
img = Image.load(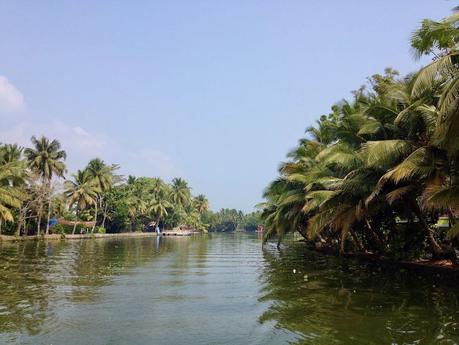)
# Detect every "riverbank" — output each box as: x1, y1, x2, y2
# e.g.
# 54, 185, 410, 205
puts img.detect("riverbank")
339, 251, 459, 278
0, 230, 200, 242
311, 244, 459, 280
